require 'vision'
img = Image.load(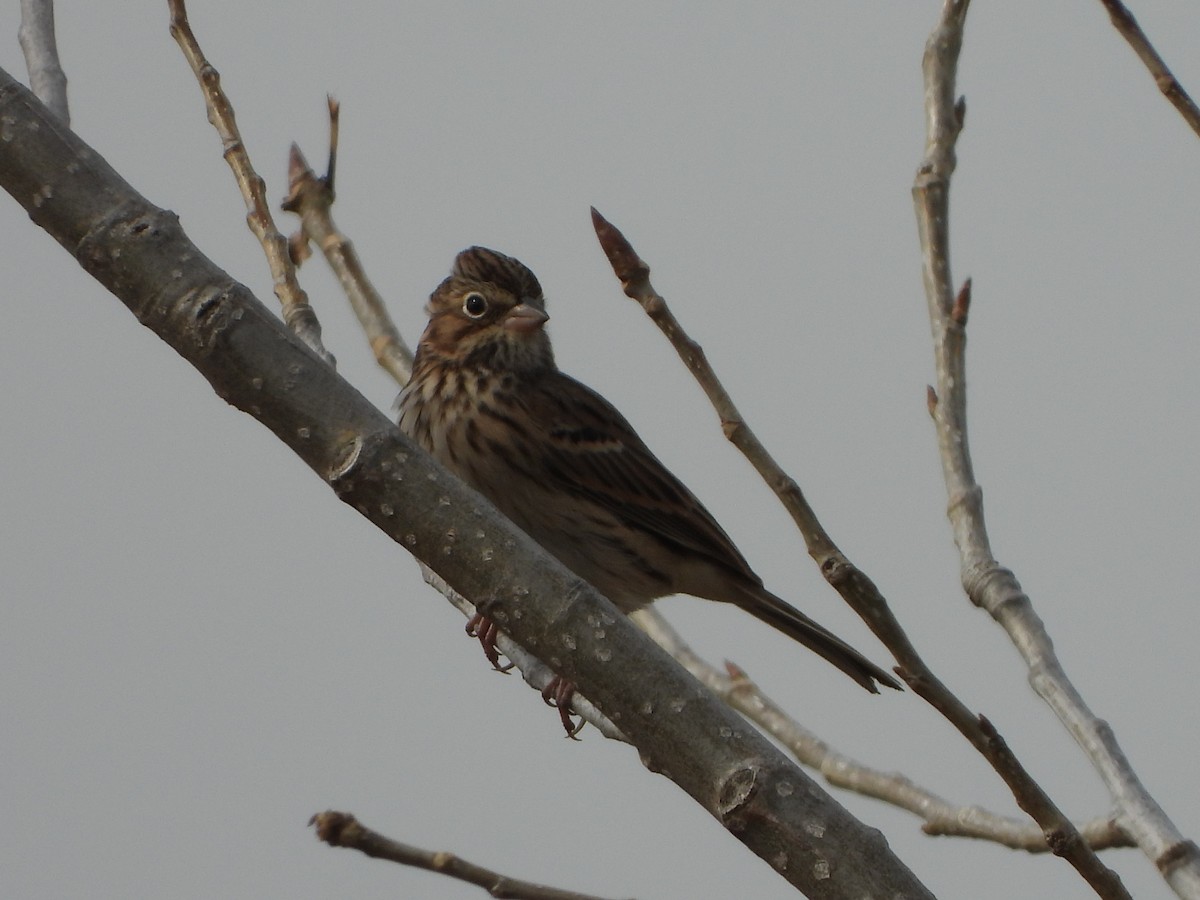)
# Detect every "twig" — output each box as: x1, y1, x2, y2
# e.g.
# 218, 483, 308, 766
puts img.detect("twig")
590, 208, 910, 655
634, 609, 1133, 852
310, 811, 632, 900
590, 206, 905, 649
282, 102, 413, 384
166, 0, 334, 366
1097, 0, 1200, 139
18, 0, 68, 123
912, 1, 1200, 898
590, 201, 1126, 896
